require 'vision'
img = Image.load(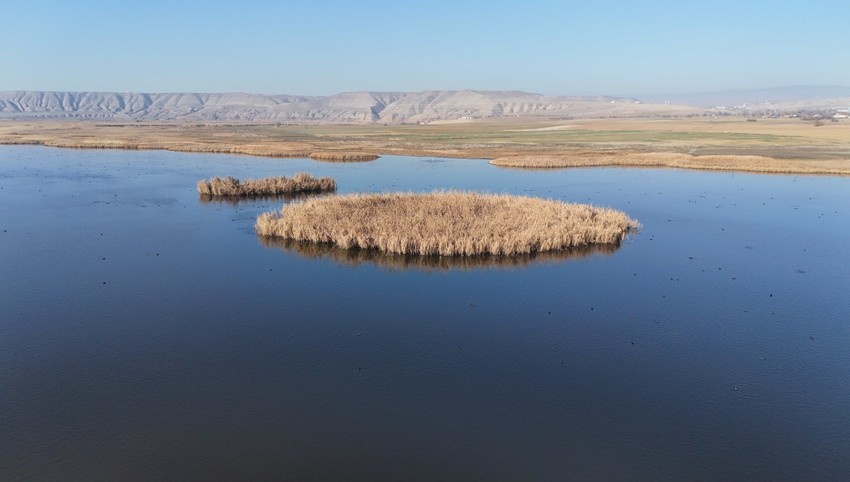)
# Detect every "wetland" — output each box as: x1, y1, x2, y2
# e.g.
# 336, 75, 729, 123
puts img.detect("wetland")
1, 146, 848, 480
